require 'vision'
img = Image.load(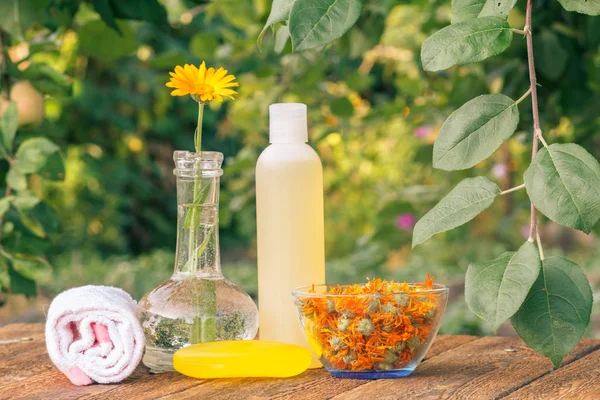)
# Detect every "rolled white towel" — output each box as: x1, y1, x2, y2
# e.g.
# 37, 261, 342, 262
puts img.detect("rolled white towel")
45, 285, 145, 385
